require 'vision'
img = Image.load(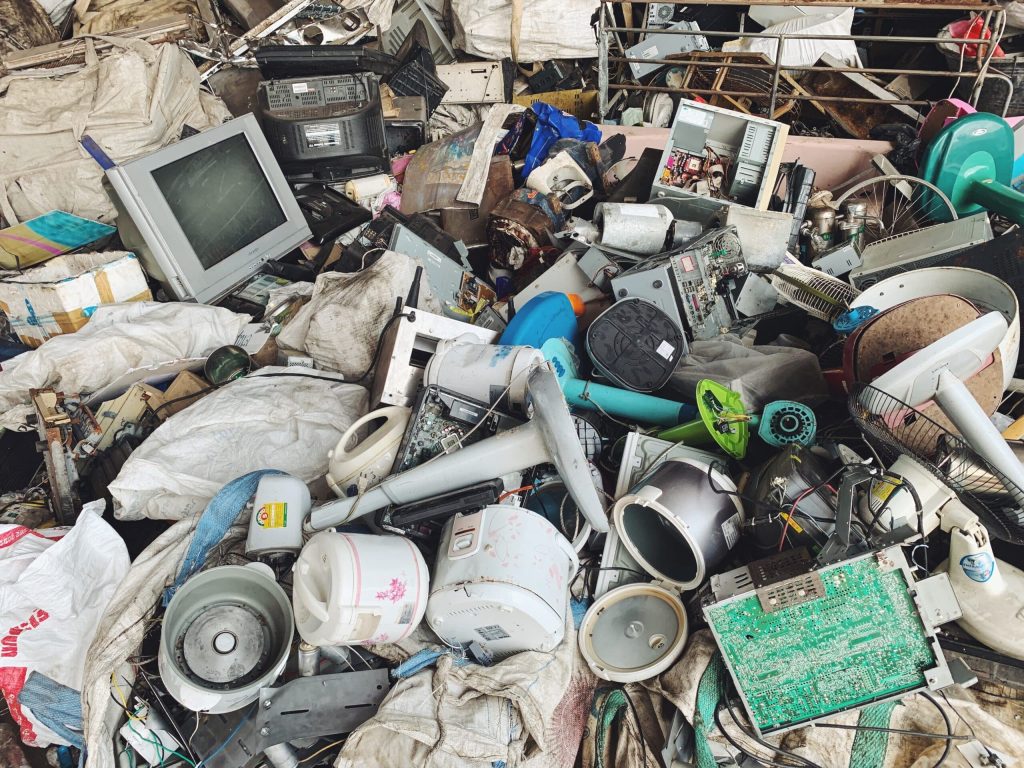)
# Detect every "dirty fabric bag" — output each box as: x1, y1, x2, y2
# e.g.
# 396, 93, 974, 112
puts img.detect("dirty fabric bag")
336, 611, 594, 768
450, 0, 599, 62
0, 301, 248, 431
109, 368, 367, 521
75, 0, 199, 34
0, 38, 230, 224
276, 251, 441, 377
0, 501, 128, 748
667, 333, 826, 411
